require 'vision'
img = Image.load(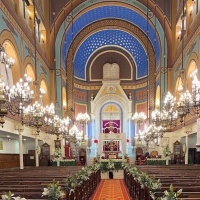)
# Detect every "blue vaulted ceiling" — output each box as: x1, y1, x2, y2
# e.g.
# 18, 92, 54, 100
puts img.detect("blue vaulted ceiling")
74, 29, 147, 80
62, 5, 162, 80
